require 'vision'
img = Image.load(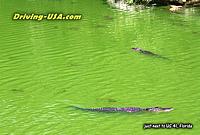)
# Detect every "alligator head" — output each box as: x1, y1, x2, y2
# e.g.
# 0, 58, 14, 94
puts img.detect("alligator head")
145, 107, 174, 112
132, 48, 142, 52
